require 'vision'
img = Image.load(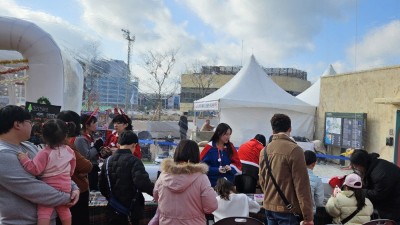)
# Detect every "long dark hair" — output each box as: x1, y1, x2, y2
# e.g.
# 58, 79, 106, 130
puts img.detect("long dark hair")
209, 123, 233, 158
215, 178, 236, 200
346, 186, 366, 209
